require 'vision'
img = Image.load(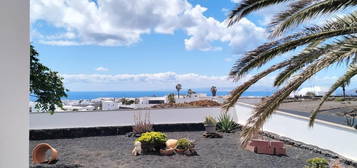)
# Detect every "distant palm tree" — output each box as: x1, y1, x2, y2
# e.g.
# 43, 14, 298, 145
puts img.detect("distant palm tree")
188, 89, 194, 97
211, 86, 217, 97
341, 79, 351, 99
225, 0, 357, 146
176, 84, 182, 98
